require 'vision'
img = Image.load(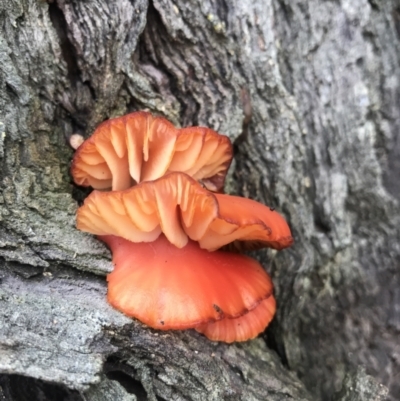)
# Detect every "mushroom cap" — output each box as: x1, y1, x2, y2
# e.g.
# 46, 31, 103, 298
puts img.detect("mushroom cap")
71, 111, 232, 191
103, 234, 274, 331
77, 172, 293, 251
195, 295, 276, 343
205, 193, 294, 251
